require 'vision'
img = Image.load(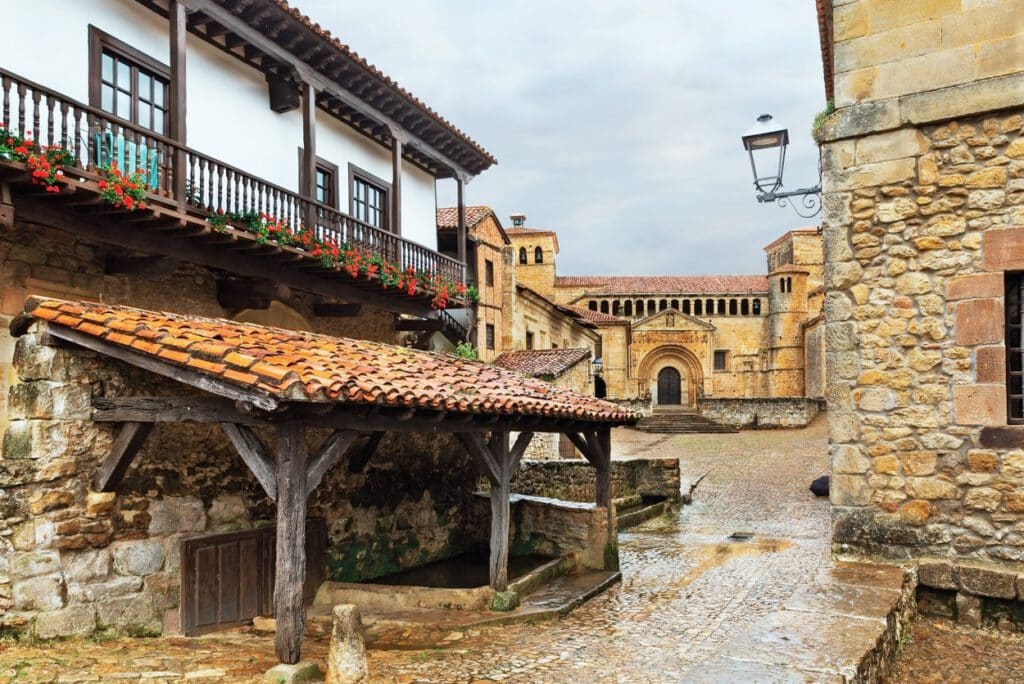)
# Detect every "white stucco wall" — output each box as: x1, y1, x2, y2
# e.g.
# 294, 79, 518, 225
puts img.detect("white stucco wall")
3, 0, 438, 247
